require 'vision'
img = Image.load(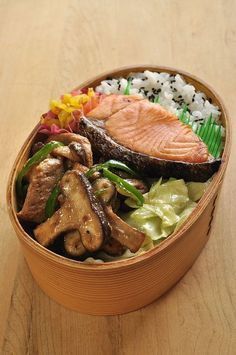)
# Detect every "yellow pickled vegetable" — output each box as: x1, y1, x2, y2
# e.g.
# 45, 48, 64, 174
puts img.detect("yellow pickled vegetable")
41, 88, 95, 129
